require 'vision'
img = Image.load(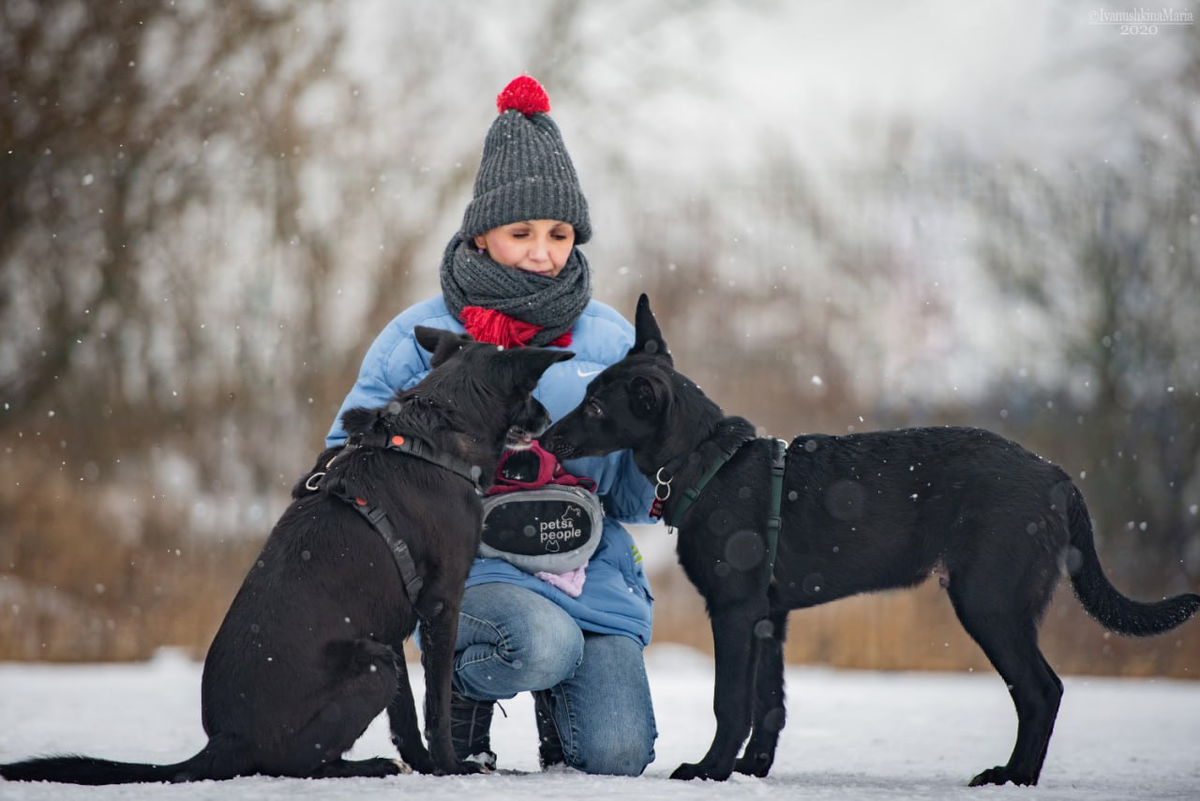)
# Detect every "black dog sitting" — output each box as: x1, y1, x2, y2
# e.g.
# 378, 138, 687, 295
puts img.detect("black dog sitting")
542, 294, 1199, 787
1, 327, 572, 784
